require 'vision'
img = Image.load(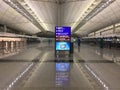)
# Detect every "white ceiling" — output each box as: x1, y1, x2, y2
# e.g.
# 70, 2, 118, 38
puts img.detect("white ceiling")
76, 0, 120, 36
60, 0, 97, 29
23, 0, 96, 32
0, 0, 41, 34
0, 0, 120, 36
24, 0, 58, 31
